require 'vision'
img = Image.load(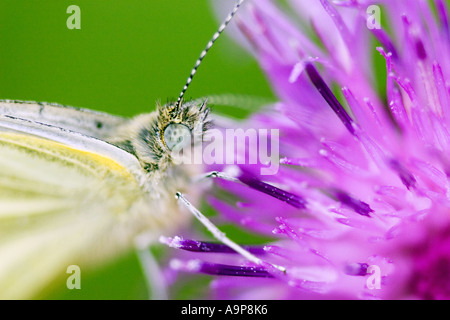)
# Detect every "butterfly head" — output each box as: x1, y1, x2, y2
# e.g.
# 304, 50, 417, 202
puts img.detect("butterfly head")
113, 99, 210, 174
158, 100, 210, 155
